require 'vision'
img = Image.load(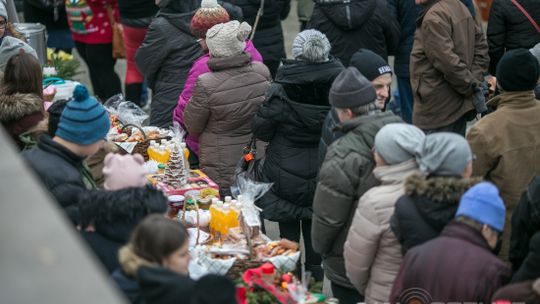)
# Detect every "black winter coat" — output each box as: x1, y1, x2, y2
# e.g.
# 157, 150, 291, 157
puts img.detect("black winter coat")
225, 0, 291, 65
22, 135, 88, 209
112, 270, 143, 304
487, 0, 540, 74
512, 232, 540, 283
252, 59, 344, 222
135, 4, 203, 128
318, 108, 342, 168
391, 173, 481, 255
307, 0, 400, 65
513, 231, 540, 283
510, 176, 540, 273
